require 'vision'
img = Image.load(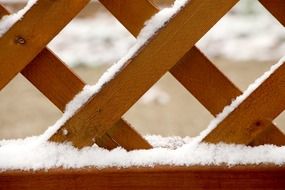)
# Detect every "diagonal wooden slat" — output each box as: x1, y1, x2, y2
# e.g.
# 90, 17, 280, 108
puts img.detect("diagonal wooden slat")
204, 61, 285, 144
99, 0, 285, 146
0, 5, 151, 150
171, 49, 285, 146
259, 0, 285, 26
50, 0, 239, 148
0, 0, 90, 90
99, 0, 158, 37
203, 0, 285, 145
